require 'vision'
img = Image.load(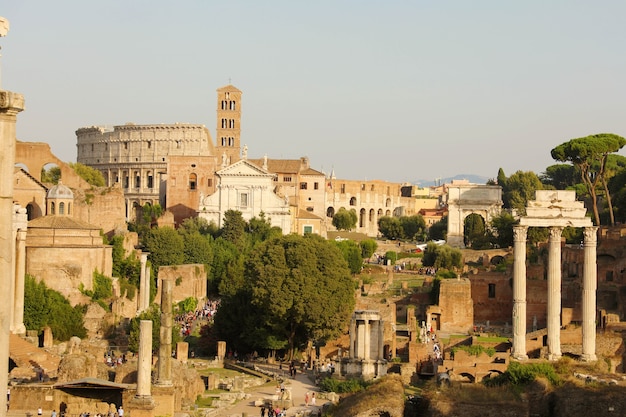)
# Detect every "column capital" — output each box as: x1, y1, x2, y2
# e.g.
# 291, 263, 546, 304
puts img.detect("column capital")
583, 226, 598, 245
0, 91, 25, 116
513, 225, 528, 242
549, 226, 563, 241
